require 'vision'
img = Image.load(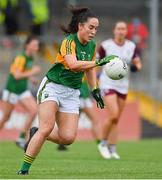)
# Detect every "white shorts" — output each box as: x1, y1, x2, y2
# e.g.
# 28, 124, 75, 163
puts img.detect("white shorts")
2, 89, 32, 104
80, 98, 93, 109
37, 77, 80, 114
